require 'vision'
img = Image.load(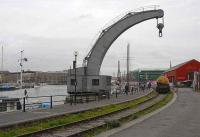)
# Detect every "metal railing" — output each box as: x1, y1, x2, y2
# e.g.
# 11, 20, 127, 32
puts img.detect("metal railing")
0, 87, 152, 113
0, 92, 109, 112
0, 94, 68, 112
22, 94, 68, 112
